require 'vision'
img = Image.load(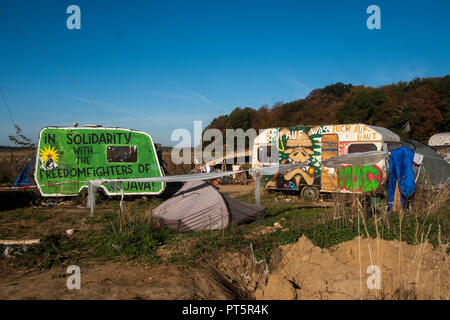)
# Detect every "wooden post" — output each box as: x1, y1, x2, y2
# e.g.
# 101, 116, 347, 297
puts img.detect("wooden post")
255, 170, 260, 207
393, 181, 401, 212
87, 181, 95, 217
